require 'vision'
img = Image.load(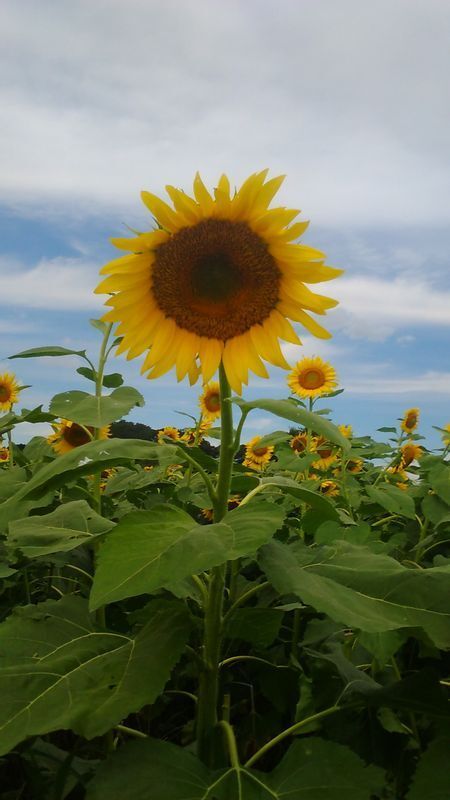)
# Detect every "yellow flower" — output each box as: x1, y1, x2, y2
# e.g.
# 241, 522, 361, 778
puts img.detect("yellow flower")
400, 442, 422, 468
338, 424, 352, 439
201, 495, 241, 522
346, 458, 363, 474
0, 447, 9, 463
48, 420, 110, 454
319, 480, 339, 497
157, 426, 180, 444
181, 418, 213, 446
287, 356, 337, 399
199, 381, 221, 420
0, 372, 21, 411
441, 424, 450, 446
290, 432, 315, 454
95, 171, 342, 394
401, 407, 419, 434
243, 435, 274, 471
312, 436, 338, 471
